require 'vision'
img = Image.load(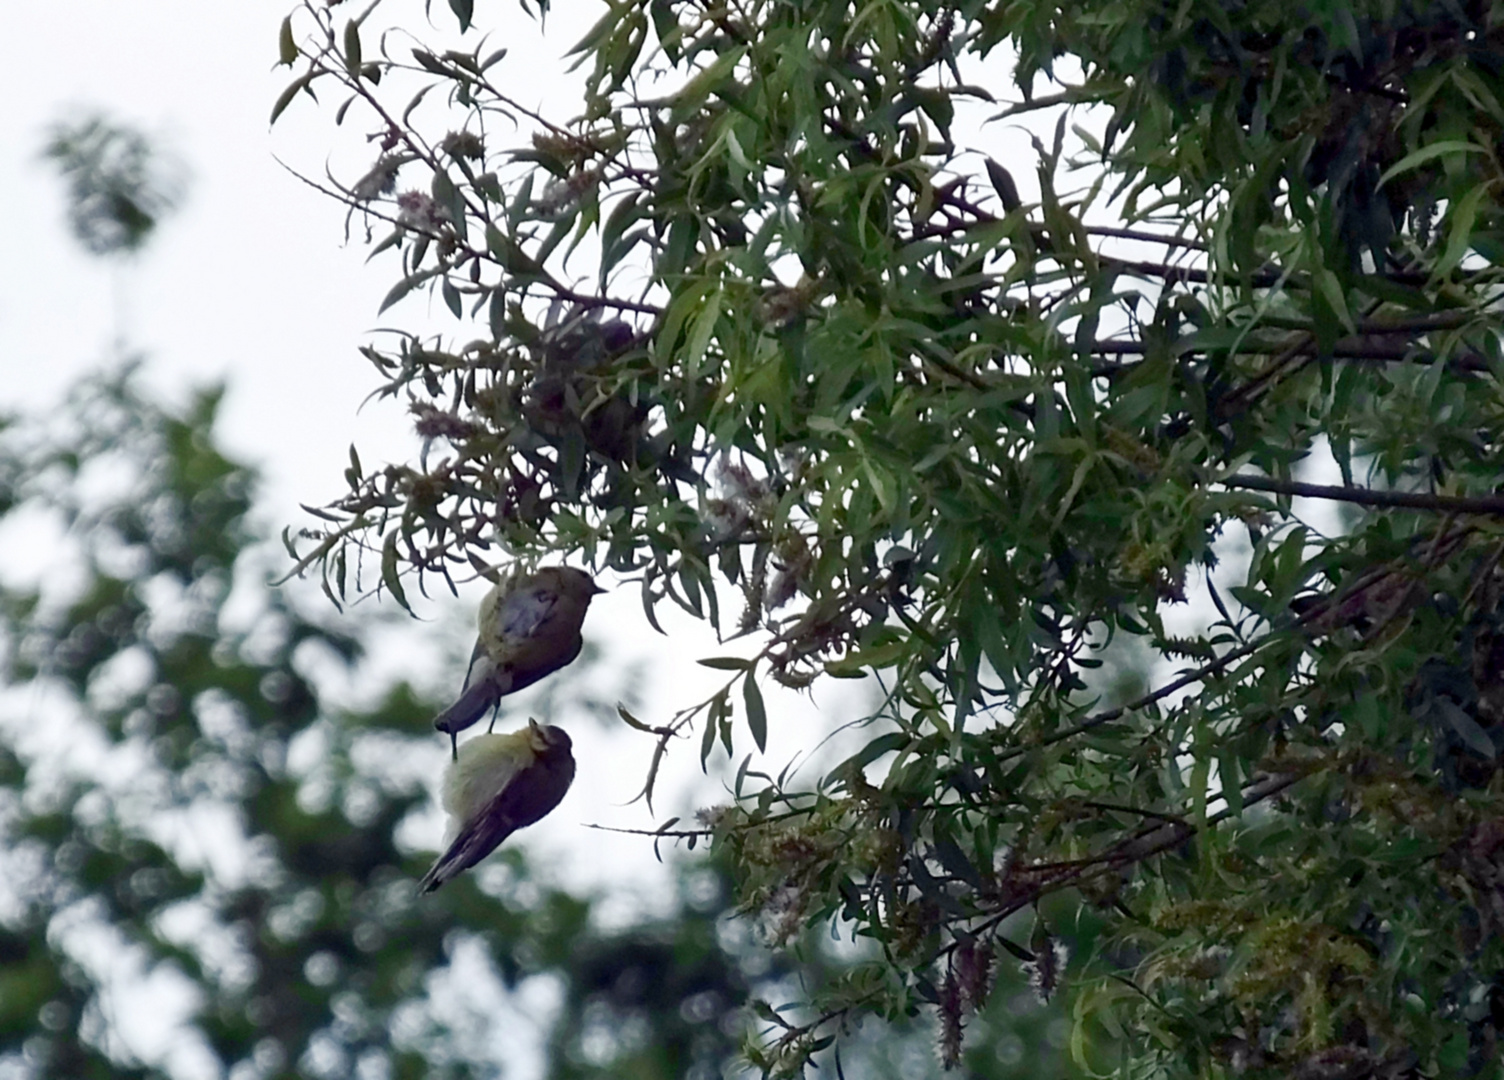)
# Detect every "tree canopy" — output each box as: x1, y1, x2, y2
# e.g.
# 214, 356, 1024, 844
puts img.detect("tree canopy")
273, 0, 1504, 1075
